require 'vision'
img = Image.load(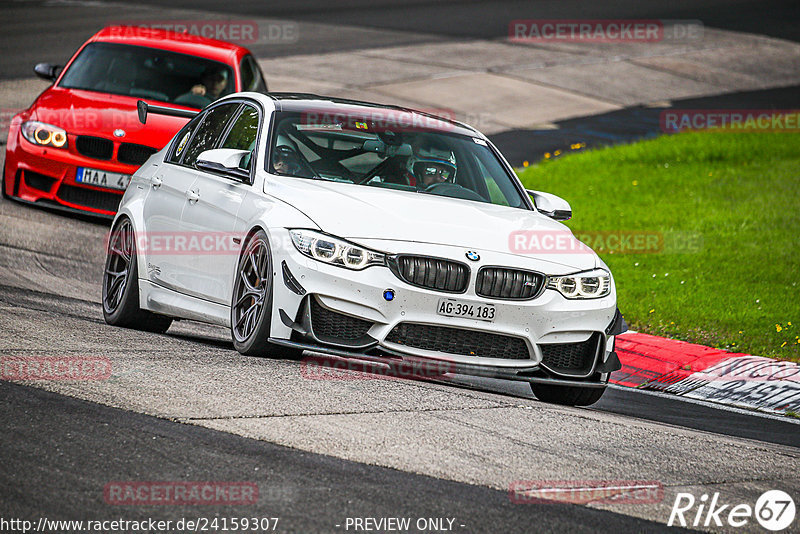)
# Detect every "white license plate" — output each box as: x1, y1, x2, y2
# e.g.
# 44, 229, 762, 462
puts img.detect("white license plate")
76, 167, 130, 191
436, 298, 496, 322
